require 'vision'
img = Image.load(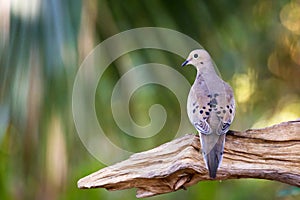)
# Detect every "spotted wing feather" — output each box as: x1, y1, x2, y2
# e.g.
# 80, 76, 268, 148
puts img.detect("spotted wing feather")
216, 82, 235, 135
187, 75, 212, 134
